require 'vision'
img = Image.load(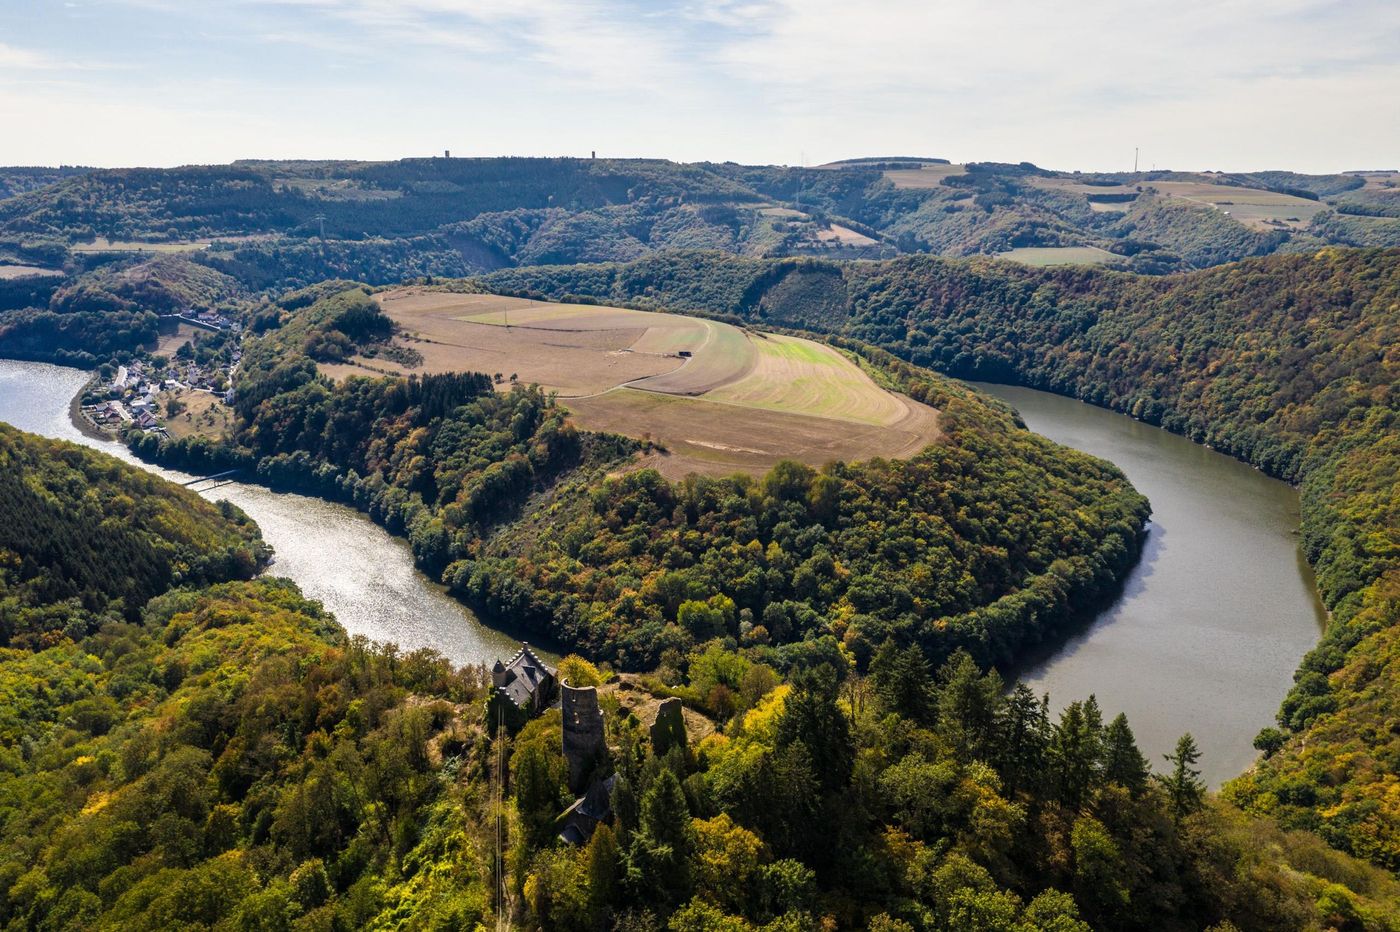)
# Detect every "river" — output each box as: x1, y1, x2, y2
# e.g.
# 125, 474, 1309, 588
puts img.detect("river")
0, 359, 534, 669
973, 383, 1326, 786
0, 359, 1324, 784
